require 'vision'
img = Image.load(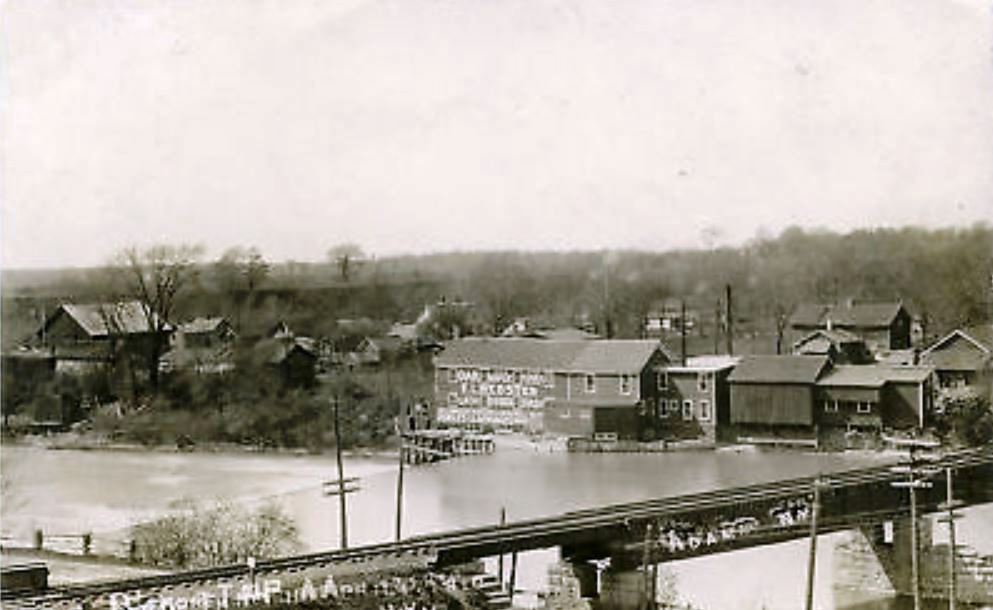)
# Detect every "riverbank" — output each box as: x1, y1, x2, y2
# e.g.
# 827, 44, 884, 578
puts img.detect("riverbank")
1, 431, 399, 460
